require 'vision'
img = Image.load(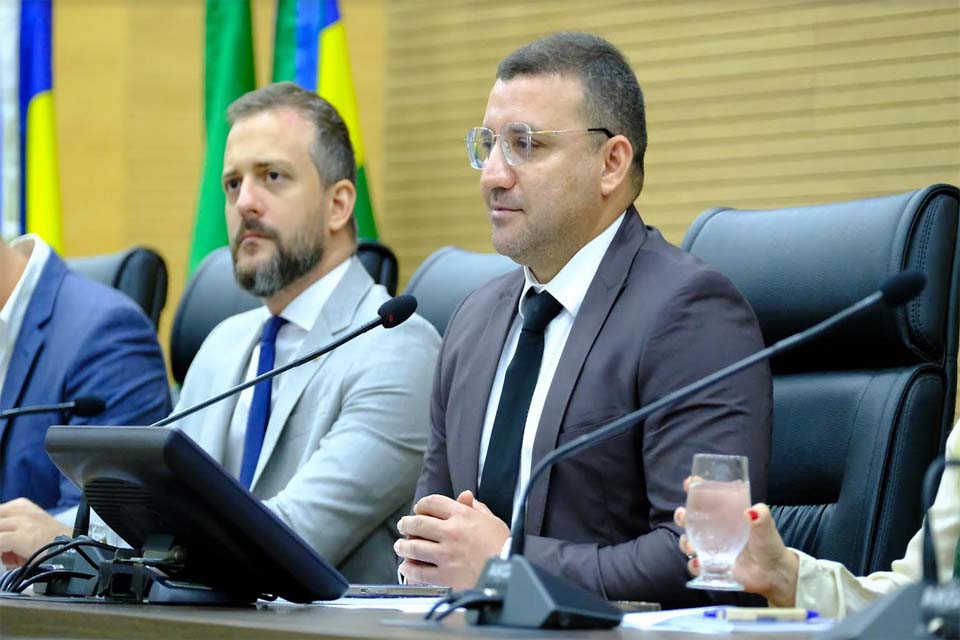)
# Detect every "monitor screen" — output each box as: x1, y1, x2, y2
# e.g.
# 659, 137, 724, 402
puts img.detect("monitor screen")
44, 425, 348, 604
